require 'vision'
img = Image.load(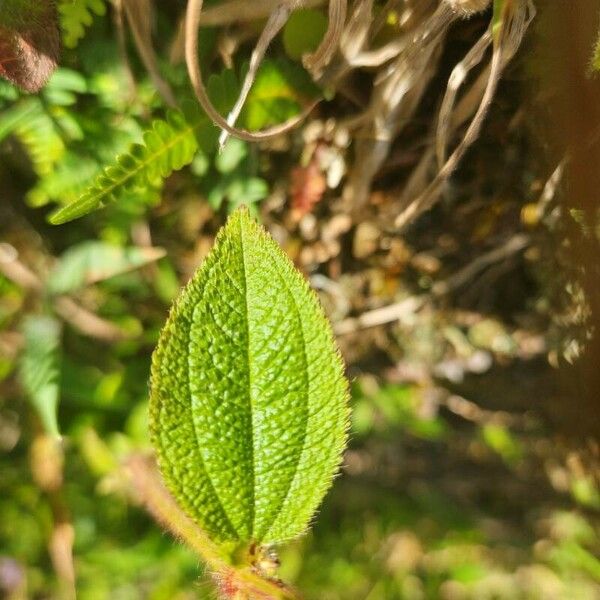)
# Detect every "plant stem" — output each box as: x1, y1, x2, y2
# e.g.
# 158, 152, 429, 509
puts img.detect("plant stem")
126, 454, 301, 599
